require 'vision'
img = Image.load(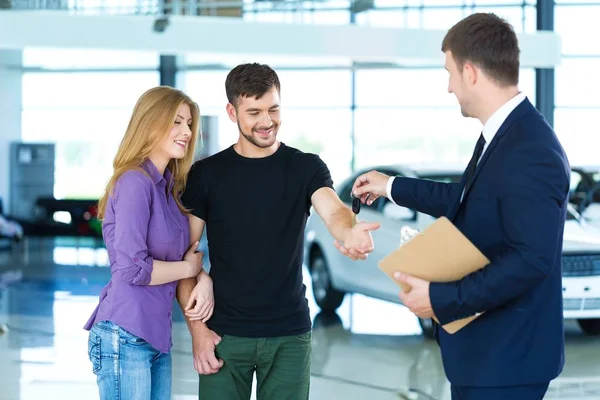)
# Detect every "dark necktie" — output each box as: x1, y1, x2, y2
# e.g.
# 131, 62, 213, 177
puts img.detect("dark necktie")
464, 133, 486, 192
